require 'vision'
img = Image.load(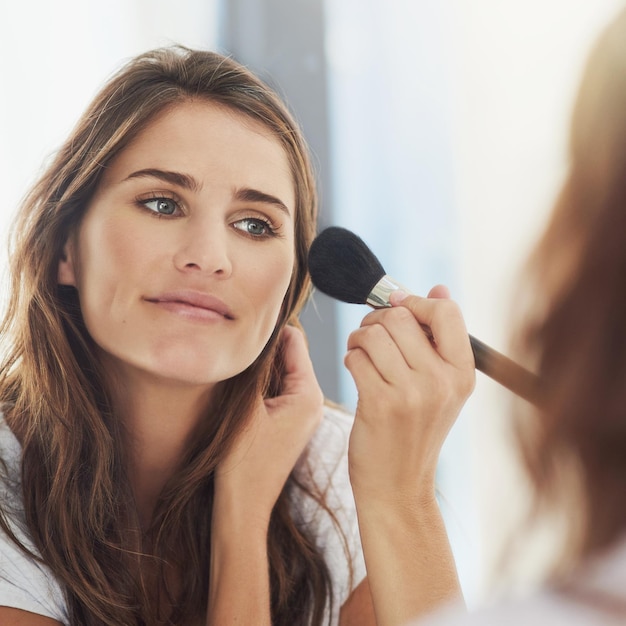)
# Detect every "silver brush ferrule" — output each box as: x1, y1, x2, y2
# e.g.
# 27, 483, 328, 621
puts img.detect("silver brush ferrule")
366, 275, 409, 308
